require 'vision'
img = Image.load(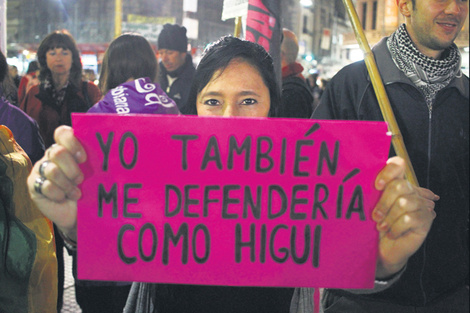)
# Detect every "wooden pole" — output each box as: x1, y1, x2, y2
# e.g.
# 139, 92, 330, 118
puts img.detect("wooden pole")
234, 16, 242, 38
342, 0, 419, 186
114, 0, 122, 38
